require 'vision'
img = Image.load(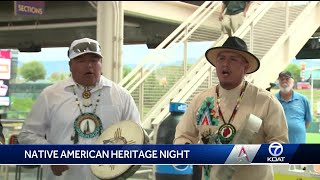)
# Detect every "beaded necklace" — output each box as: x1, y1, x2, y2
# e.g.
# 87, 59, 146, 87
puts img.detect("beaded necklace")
76, 84, 94, 107
71, 85, 103, 144
72, 85, 101, 114
215, 81, 248, 144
